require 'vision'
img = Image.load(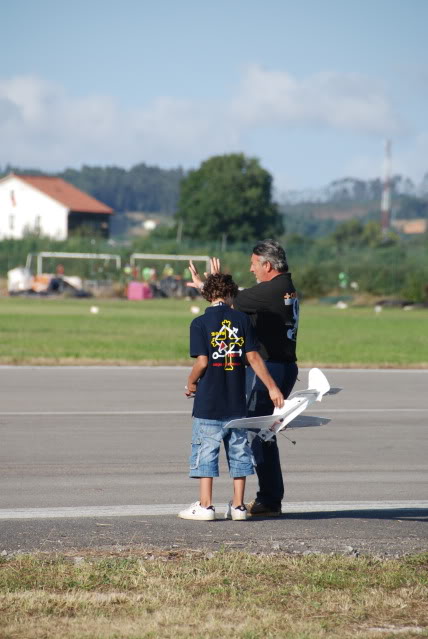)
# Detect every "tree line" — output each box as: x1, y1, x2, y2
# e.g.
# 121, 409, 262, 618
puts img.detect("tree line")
0, 163, 184, 215
2, 157, 427, 236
